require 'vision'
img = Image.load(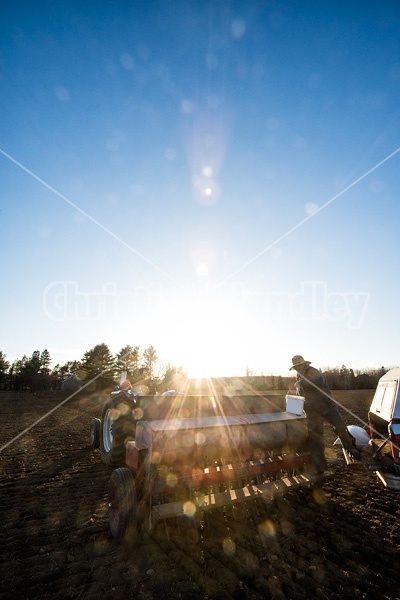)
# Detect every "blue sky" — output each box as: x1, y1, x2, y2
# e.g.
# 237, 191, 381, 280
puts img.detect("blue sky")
1, 0, 400, 378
